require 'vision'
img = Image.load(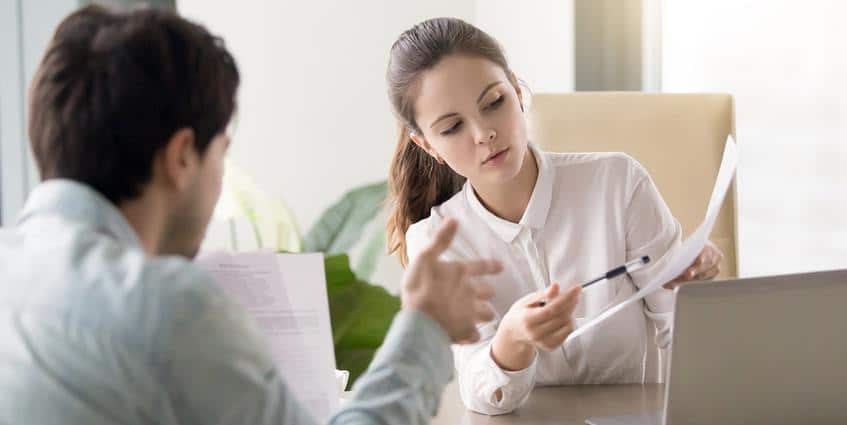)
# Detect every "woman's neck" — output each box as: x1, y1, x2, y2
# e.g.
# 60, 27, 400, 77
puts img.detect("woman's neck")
472, 147, 539, 224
